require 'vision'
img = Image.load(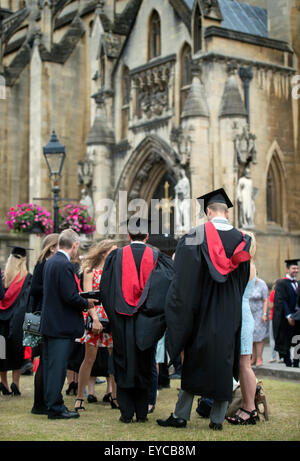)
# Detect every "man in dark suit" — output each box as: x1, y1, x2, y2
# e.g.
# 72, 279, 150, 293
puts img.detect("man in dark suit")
273, 259, 300, 367
40, 229, 98, 419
